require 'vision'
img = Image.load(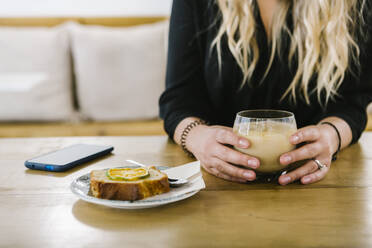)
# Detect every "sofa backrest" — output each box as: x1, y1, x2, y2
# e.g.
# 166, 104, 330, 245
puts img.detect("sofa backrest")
0, 17, 169, 122
0, 17, 167, 27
